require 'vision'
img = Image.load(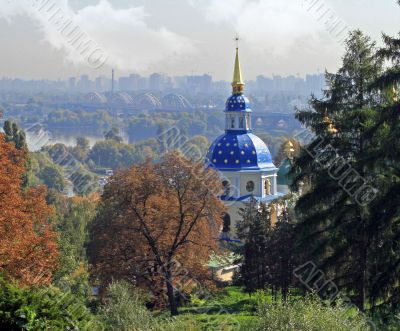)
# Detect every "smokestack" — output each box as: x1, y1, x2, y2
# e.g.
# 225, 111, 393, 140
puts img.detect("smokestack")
111, 69, 115, 94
